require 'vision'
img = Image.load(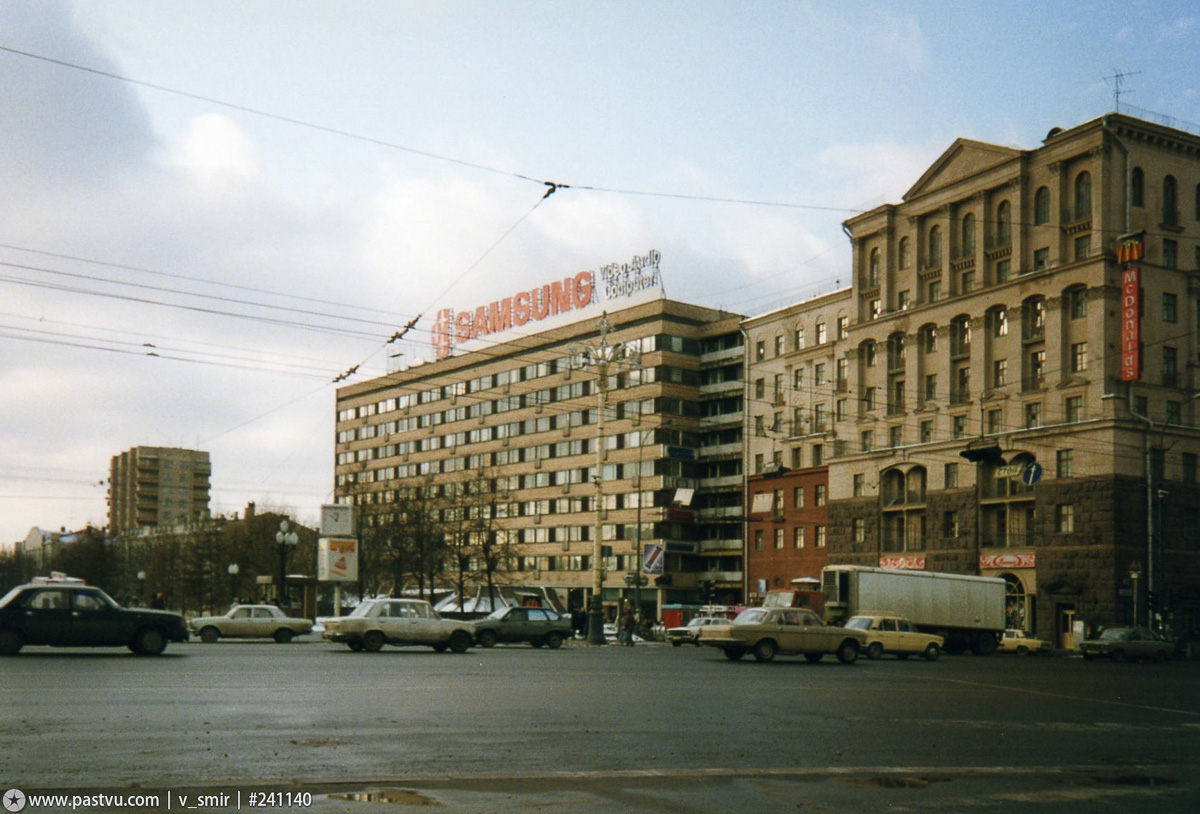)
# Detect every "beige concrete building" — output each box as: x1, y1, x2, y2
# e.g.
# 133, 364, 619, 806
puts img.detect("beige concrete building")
823, 113, 1200, 644
108, 447, 212, 536
334, 292, 745, 620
